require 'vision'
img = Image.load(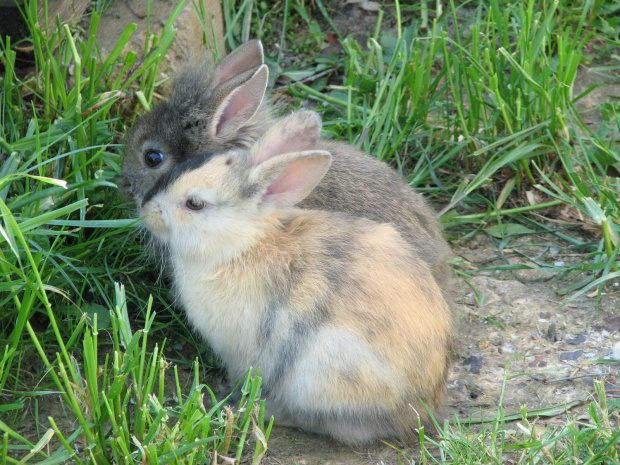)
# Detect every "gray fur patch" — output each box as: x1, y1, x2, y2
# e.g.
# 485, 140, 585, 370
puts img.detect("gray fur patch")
142, 152, 221, 205
260, 302, 331, 395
